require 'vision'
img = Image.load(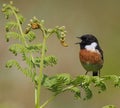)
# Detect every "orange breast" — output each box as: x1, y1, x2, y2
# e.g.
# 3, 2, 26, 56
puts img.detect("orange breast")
79, 49, 103, 64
